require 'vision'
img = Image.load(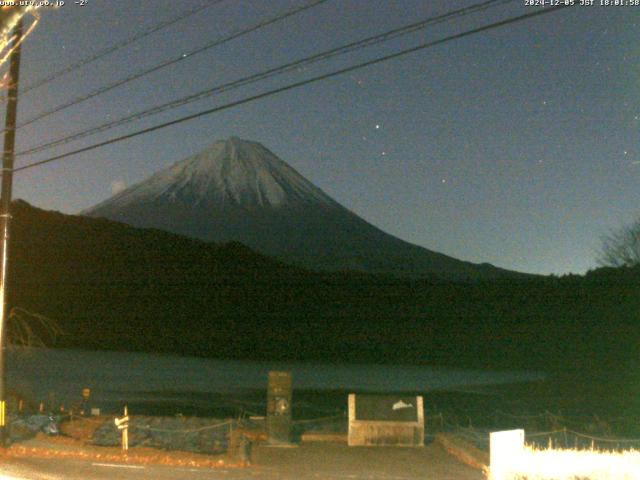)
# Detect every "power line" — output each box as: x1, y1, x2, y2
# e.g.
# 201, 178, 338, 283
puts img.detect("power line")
16, 0, 331, 129
20, 0, 224, 96
17, 0, 513, 157
18, 0, 509, 155
13, 5, 571, 175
